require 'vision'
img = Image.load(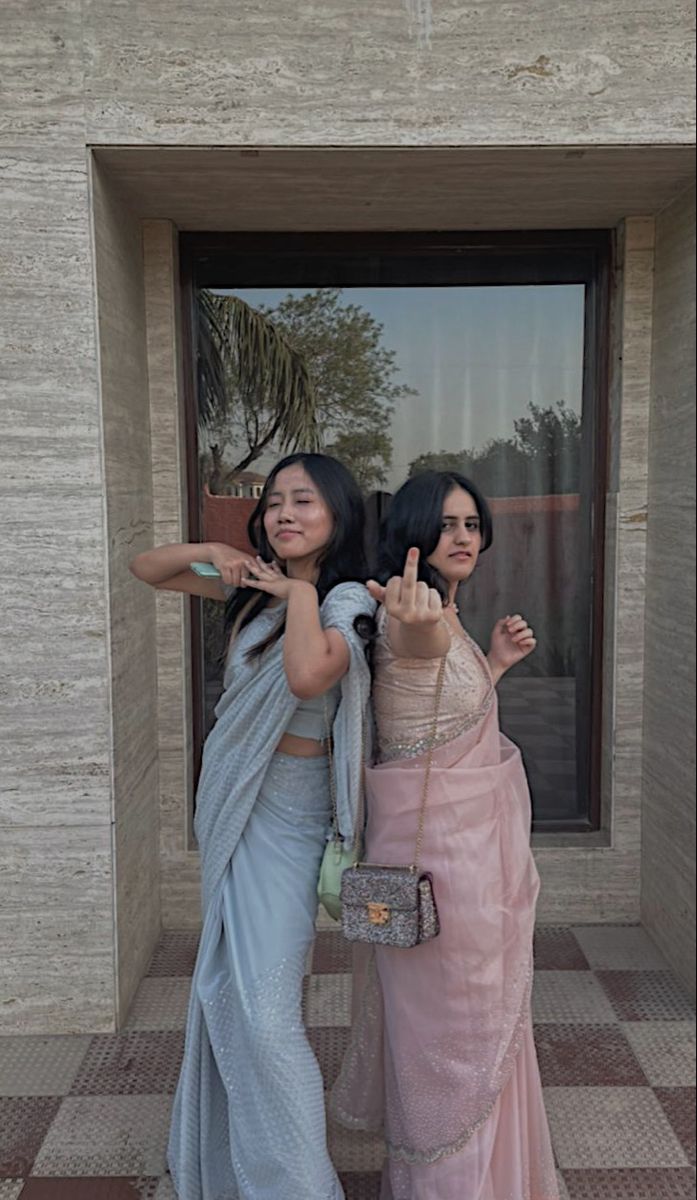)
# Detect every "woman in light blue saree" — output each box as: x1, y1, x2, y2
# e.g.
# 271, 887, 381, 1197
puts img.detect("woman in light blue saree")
130, 453, 375, 1200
